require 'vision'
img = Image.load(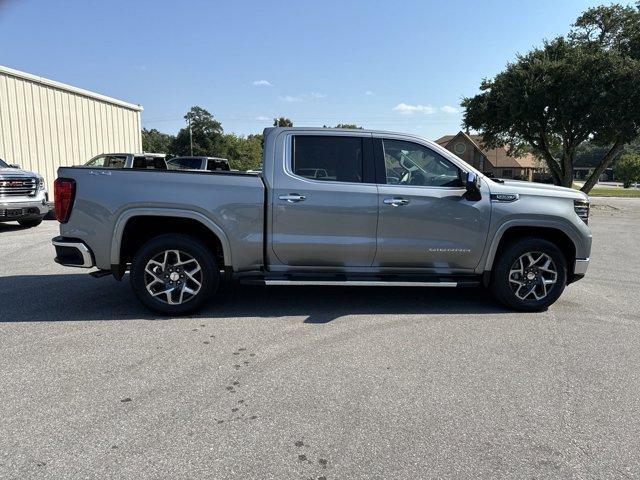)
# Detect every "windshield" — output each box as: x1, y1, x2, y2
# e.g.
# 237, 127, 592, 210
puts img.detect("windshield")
0, 158, 8, 168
